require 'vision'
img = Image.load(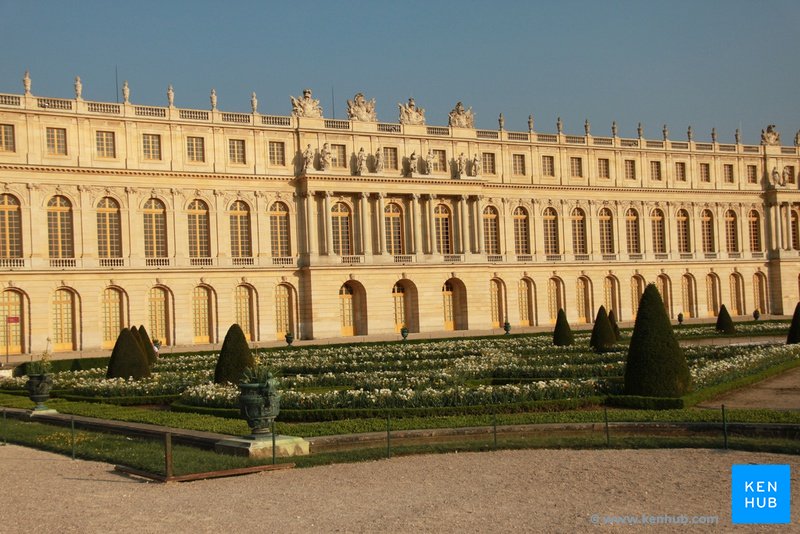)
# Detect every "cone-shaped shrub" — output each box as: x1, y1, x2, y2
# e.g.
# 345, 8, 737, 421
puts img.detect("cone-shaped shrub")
589, 306, 617, 353
138, 325, 158, 367
552, 309, 574, 346
106, 328, 151, 379
715, 304, 736, 334
130, 326, 145, 355
787, 302, 800, 344
214, 323, 254, 384
624, 284, 690, 397
608, 309, 622, 341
